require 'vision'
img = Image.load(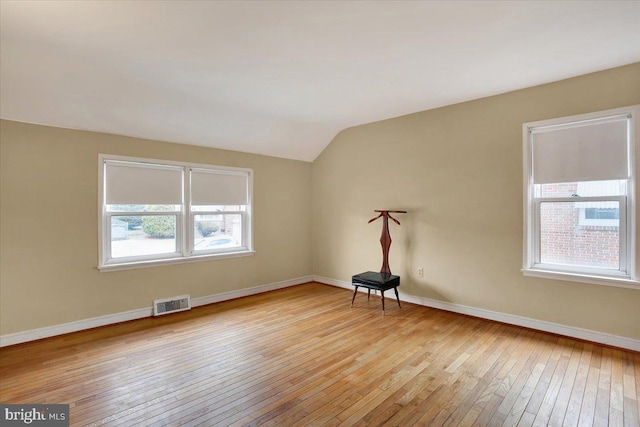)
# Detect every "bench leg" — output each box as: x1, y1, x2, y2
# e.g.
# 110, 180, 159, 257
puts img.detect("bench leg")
394, 287, 401, 308
351, 286, 359, 307
367, 288, 371, 301
381, 290, 385, 315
